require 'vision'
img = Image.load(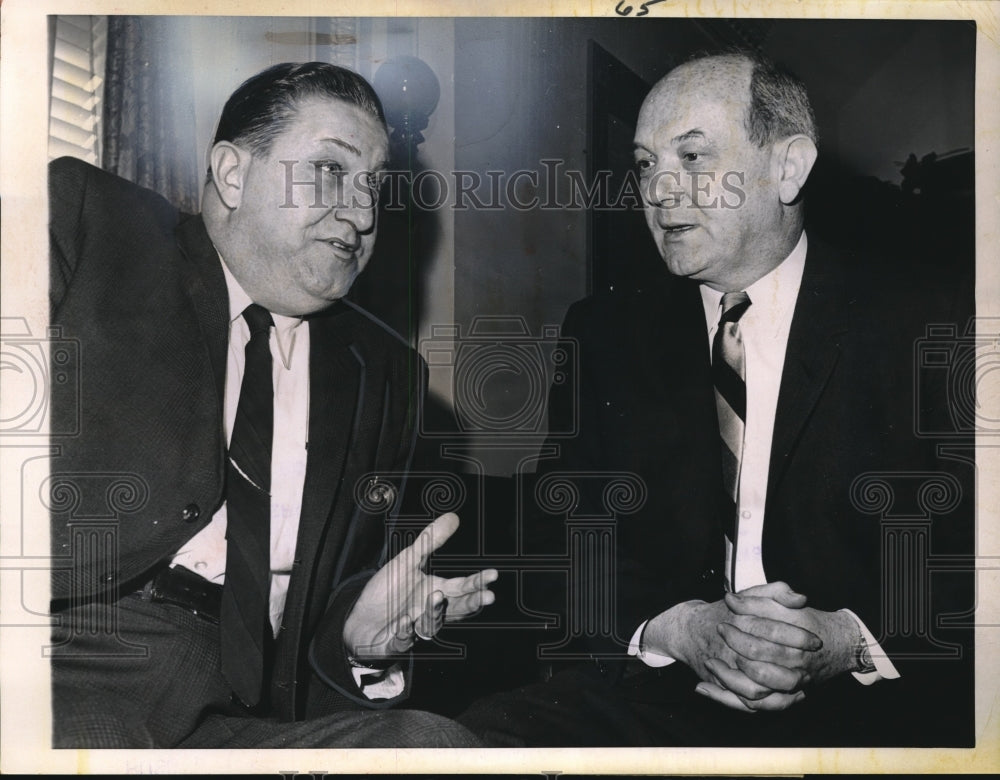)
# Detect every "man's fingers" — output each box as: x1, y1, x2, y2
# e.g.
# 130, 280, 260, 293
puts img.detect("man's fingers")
383, 513, 461, 572
369, 615, 414, 657
703, 658, 773, 701
695, 682, 756, 712
440, 568, 499, 598
443, 588, 496, 622
726, 591, 800, 623
414, 590, 447, 640
698, 673, 805, 713
433, 568, 499, 621
724, 597, 823, 650
727, 646, 806, 693
737, 580, 807, 609
395, 615, 414, 643
411, 513, 461, 567
718, 620, 818, 666
737, 689, 806, 712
